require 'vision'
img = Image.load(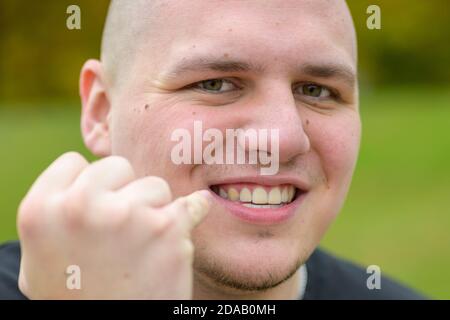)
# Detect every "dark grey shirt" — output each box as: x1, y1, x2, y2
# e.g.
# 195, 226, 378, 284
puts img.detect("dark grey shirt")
0, 241, 426, 300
